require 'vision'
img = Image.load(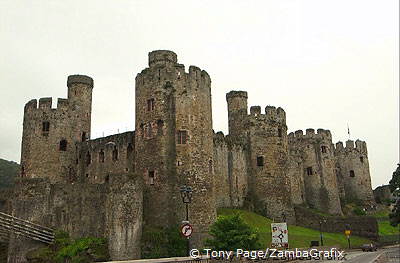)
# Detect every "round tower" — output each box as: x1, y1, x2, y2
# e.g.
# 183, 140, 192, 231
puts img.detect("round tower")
226, 91, 248, 137
135, 50, 216, 248
20, 75, 93, 183
288, 129, 342, 215
334, 140, 374, 203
